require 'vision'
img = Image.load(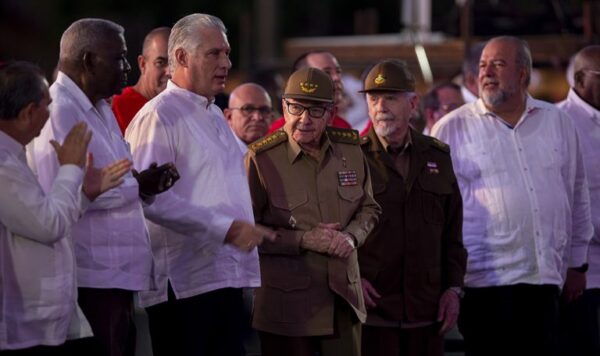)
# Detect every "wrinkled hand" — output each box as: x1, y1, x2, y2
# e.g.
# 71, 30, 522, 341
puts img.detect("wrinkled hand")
134, 162, 180, 197
437, 288, 460, 335
225, 220, 277, 252
83, 154, 132, 201
561, 268, 586, 304
361, 278, 381, 309
300, 227, 335, 253
50, 122, 92, 168
327, 231, 355, 258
